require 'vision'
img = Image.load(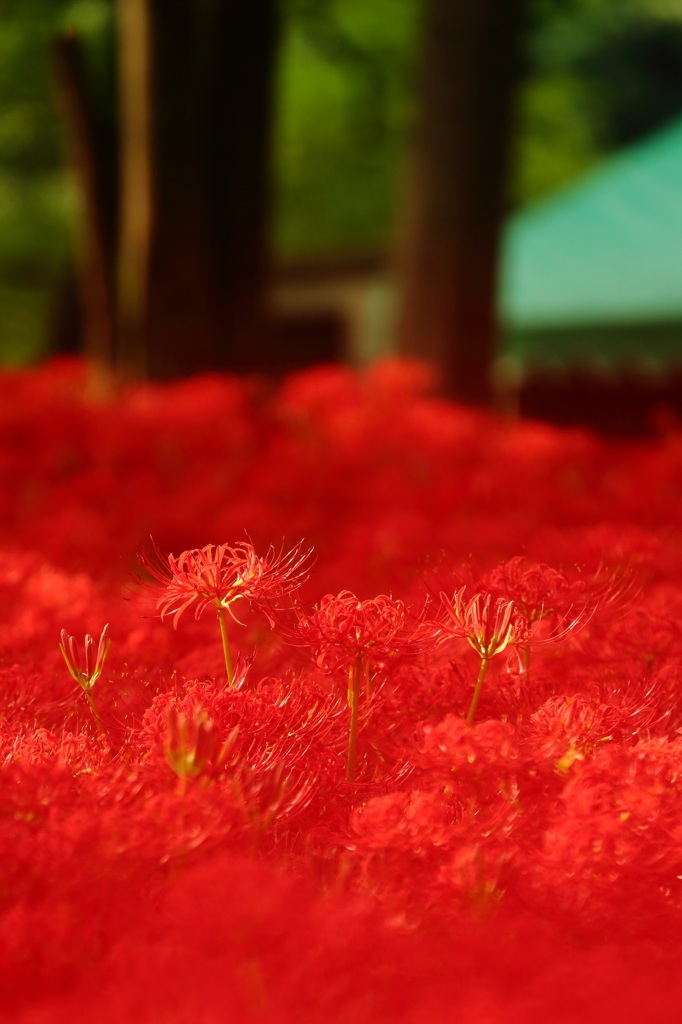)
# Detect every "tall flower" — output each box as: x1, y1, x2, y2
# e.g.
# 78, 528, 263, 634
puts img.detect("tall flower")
439, 588, 526, 724
164, 706, 239, 783
58, 624, 111, 730
139, 539, 312, 685
289, 591, 437, 779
